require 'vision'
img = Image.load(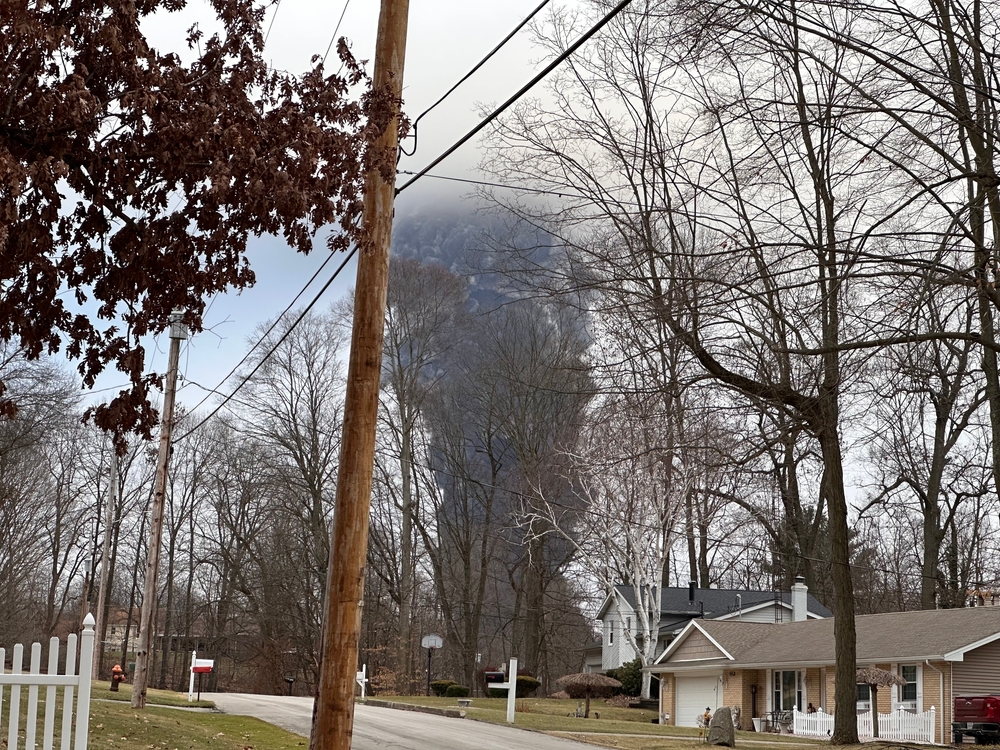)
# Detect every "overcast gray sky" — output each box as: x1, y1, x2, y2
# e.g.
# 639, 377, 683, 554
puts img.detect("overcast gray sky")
88, 0, 571, 413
